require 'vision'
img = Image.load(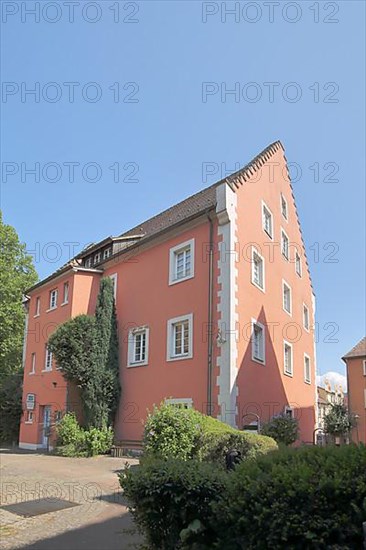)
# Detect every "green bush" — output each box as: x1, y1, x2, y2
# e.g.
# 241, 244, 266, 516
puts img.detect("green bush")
260, 413, 299, 446
216, 444, 366, 549
55, 413, 113, 457
143, 403, 277, 465
143, 403, 203, 460
119, 458, 228, 550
